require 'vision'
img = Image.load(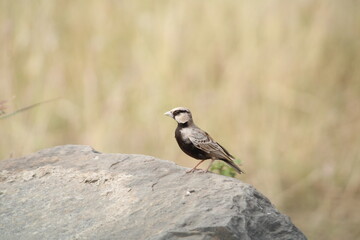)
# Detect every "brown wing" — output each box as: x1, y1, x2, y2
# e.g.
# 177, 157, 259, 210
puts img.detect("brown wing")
189, 127, 244, 174
188, 128, 232, 160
